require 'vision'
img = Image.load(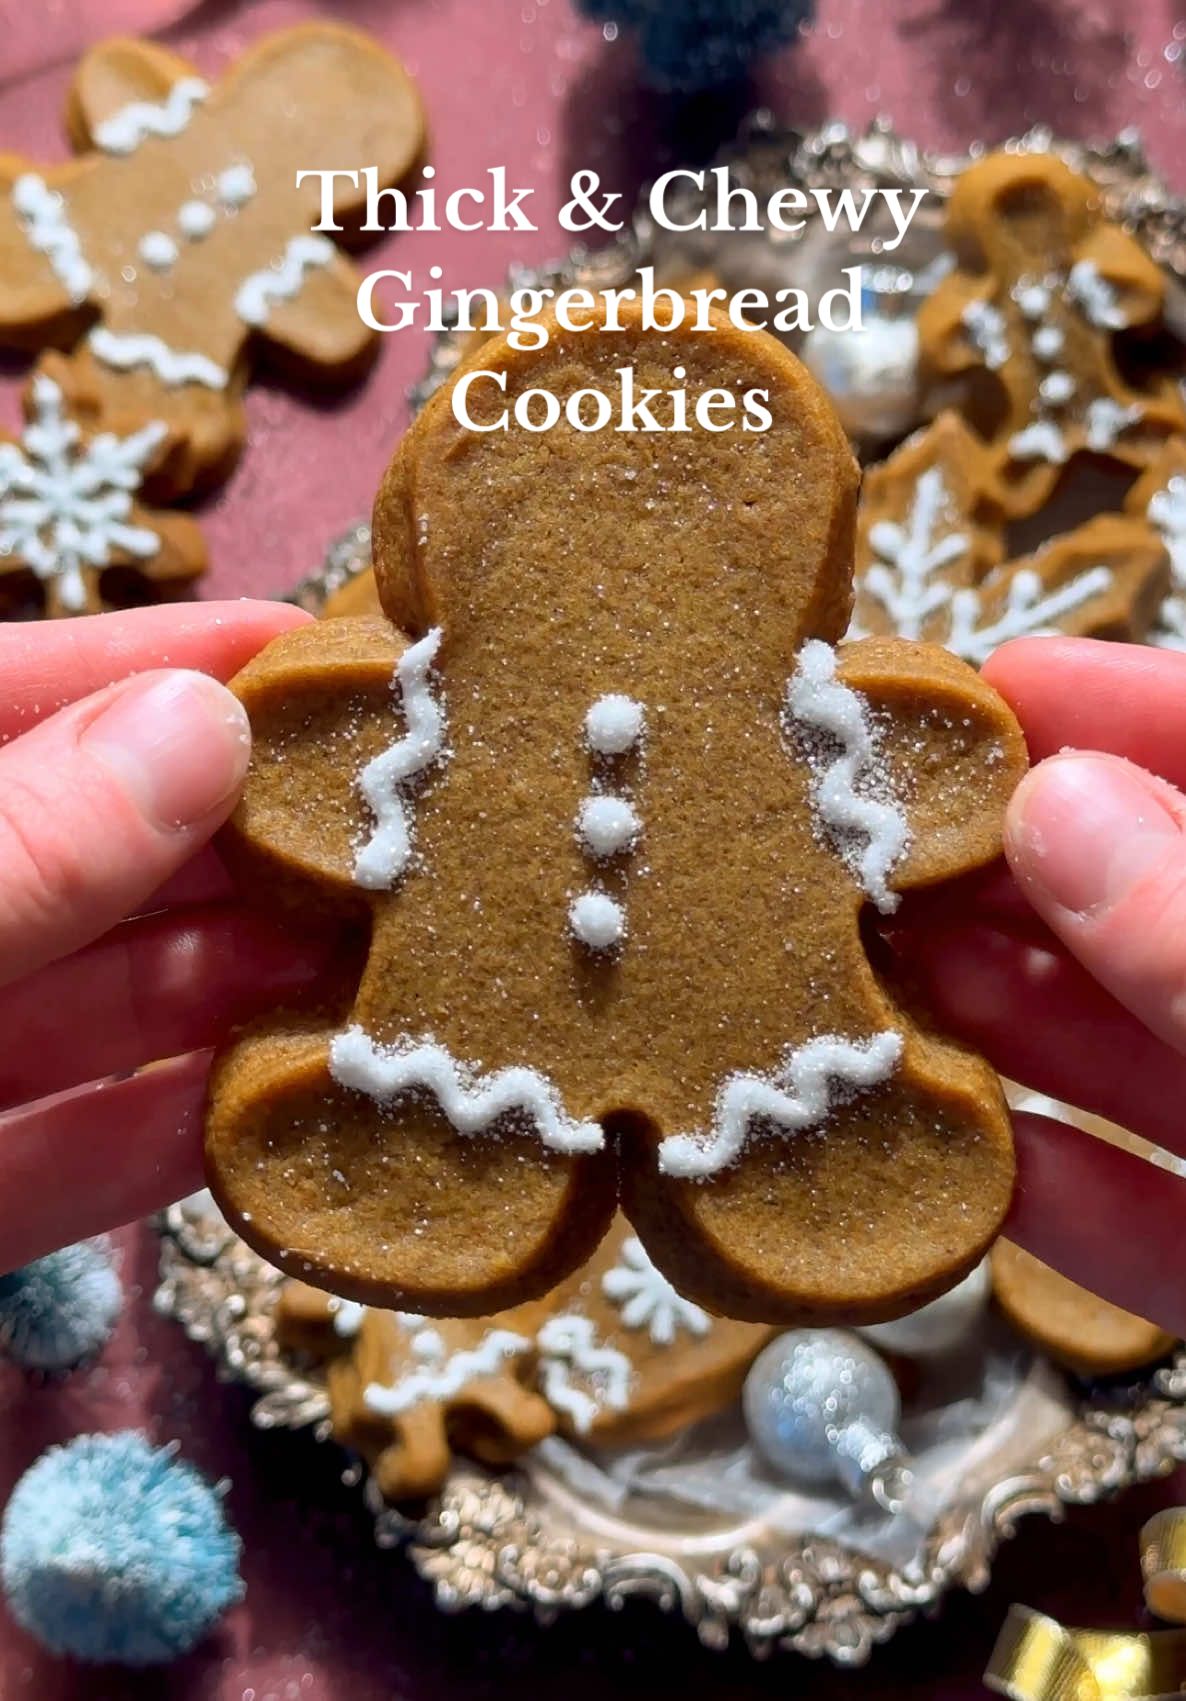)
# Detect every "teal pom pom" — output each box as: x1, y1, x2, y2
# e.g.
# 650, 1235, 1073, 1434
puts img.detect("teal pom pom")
579, 0, 815, 91
0, 1241, 121, 1370
1, 1433, 243, 1665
